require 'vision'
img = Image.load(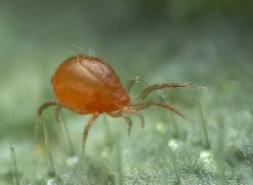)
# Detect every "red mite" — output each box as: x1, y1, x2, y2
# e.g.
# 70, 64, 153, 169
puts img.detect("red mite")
38, 55, 192, 154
